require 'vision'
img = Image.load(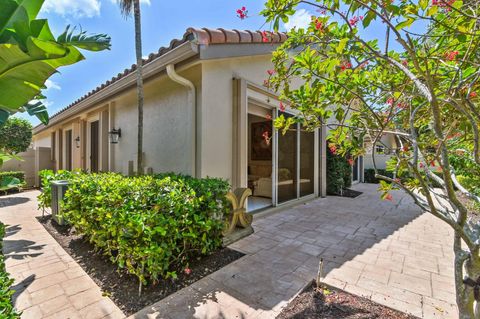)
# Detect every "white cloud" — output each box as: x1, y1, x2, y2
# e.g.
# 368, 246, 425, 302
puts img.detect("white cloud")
284, 9, 312, 31
45, 80, 61, 91
42, 0, 101, 18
